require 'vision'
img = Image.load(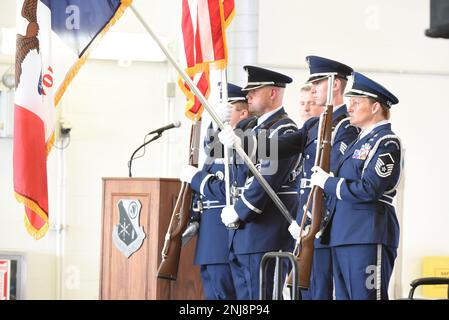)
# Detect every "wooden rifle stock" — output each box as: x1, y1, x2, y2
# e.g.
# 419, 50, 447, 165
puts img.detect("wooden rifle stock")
157, 182, 192, 280
286, 83, 334, 290
297, 186, 326, 288
157, 123, 200, 280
